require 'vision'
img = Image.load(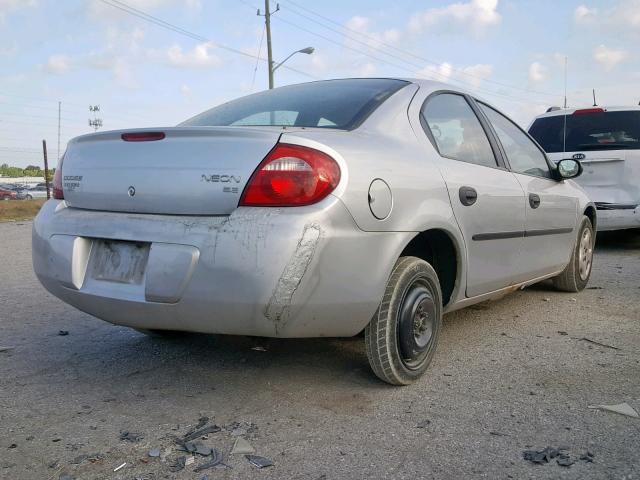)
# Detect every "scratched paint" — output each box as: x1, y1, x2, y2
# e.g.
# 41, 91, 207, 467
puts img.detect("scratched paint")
264, 224, 322, 334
